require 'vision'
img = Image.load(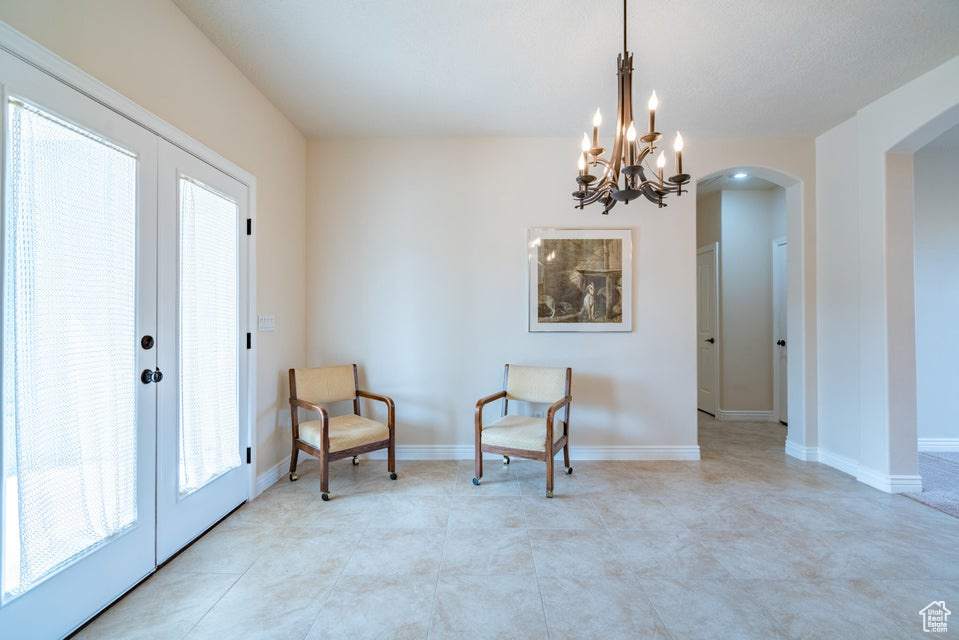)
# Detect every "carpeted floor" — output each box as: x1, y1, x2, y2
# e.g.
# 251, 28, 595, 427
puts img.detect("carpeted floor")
906, 452, 959, 518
